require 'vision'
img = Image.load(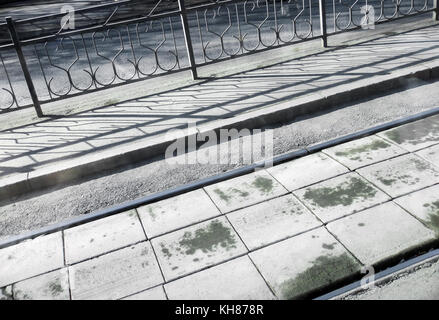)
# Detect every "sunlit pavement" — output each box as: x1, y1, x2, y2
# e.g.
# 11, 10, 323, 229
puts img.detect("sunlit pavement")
1, 113, 438, 300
